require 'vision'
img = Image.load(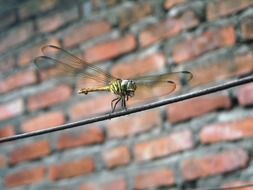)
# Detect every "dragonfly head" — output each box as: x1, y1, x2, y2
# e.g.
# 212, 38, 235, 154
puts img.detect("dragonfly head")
121, 80, 136, 97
